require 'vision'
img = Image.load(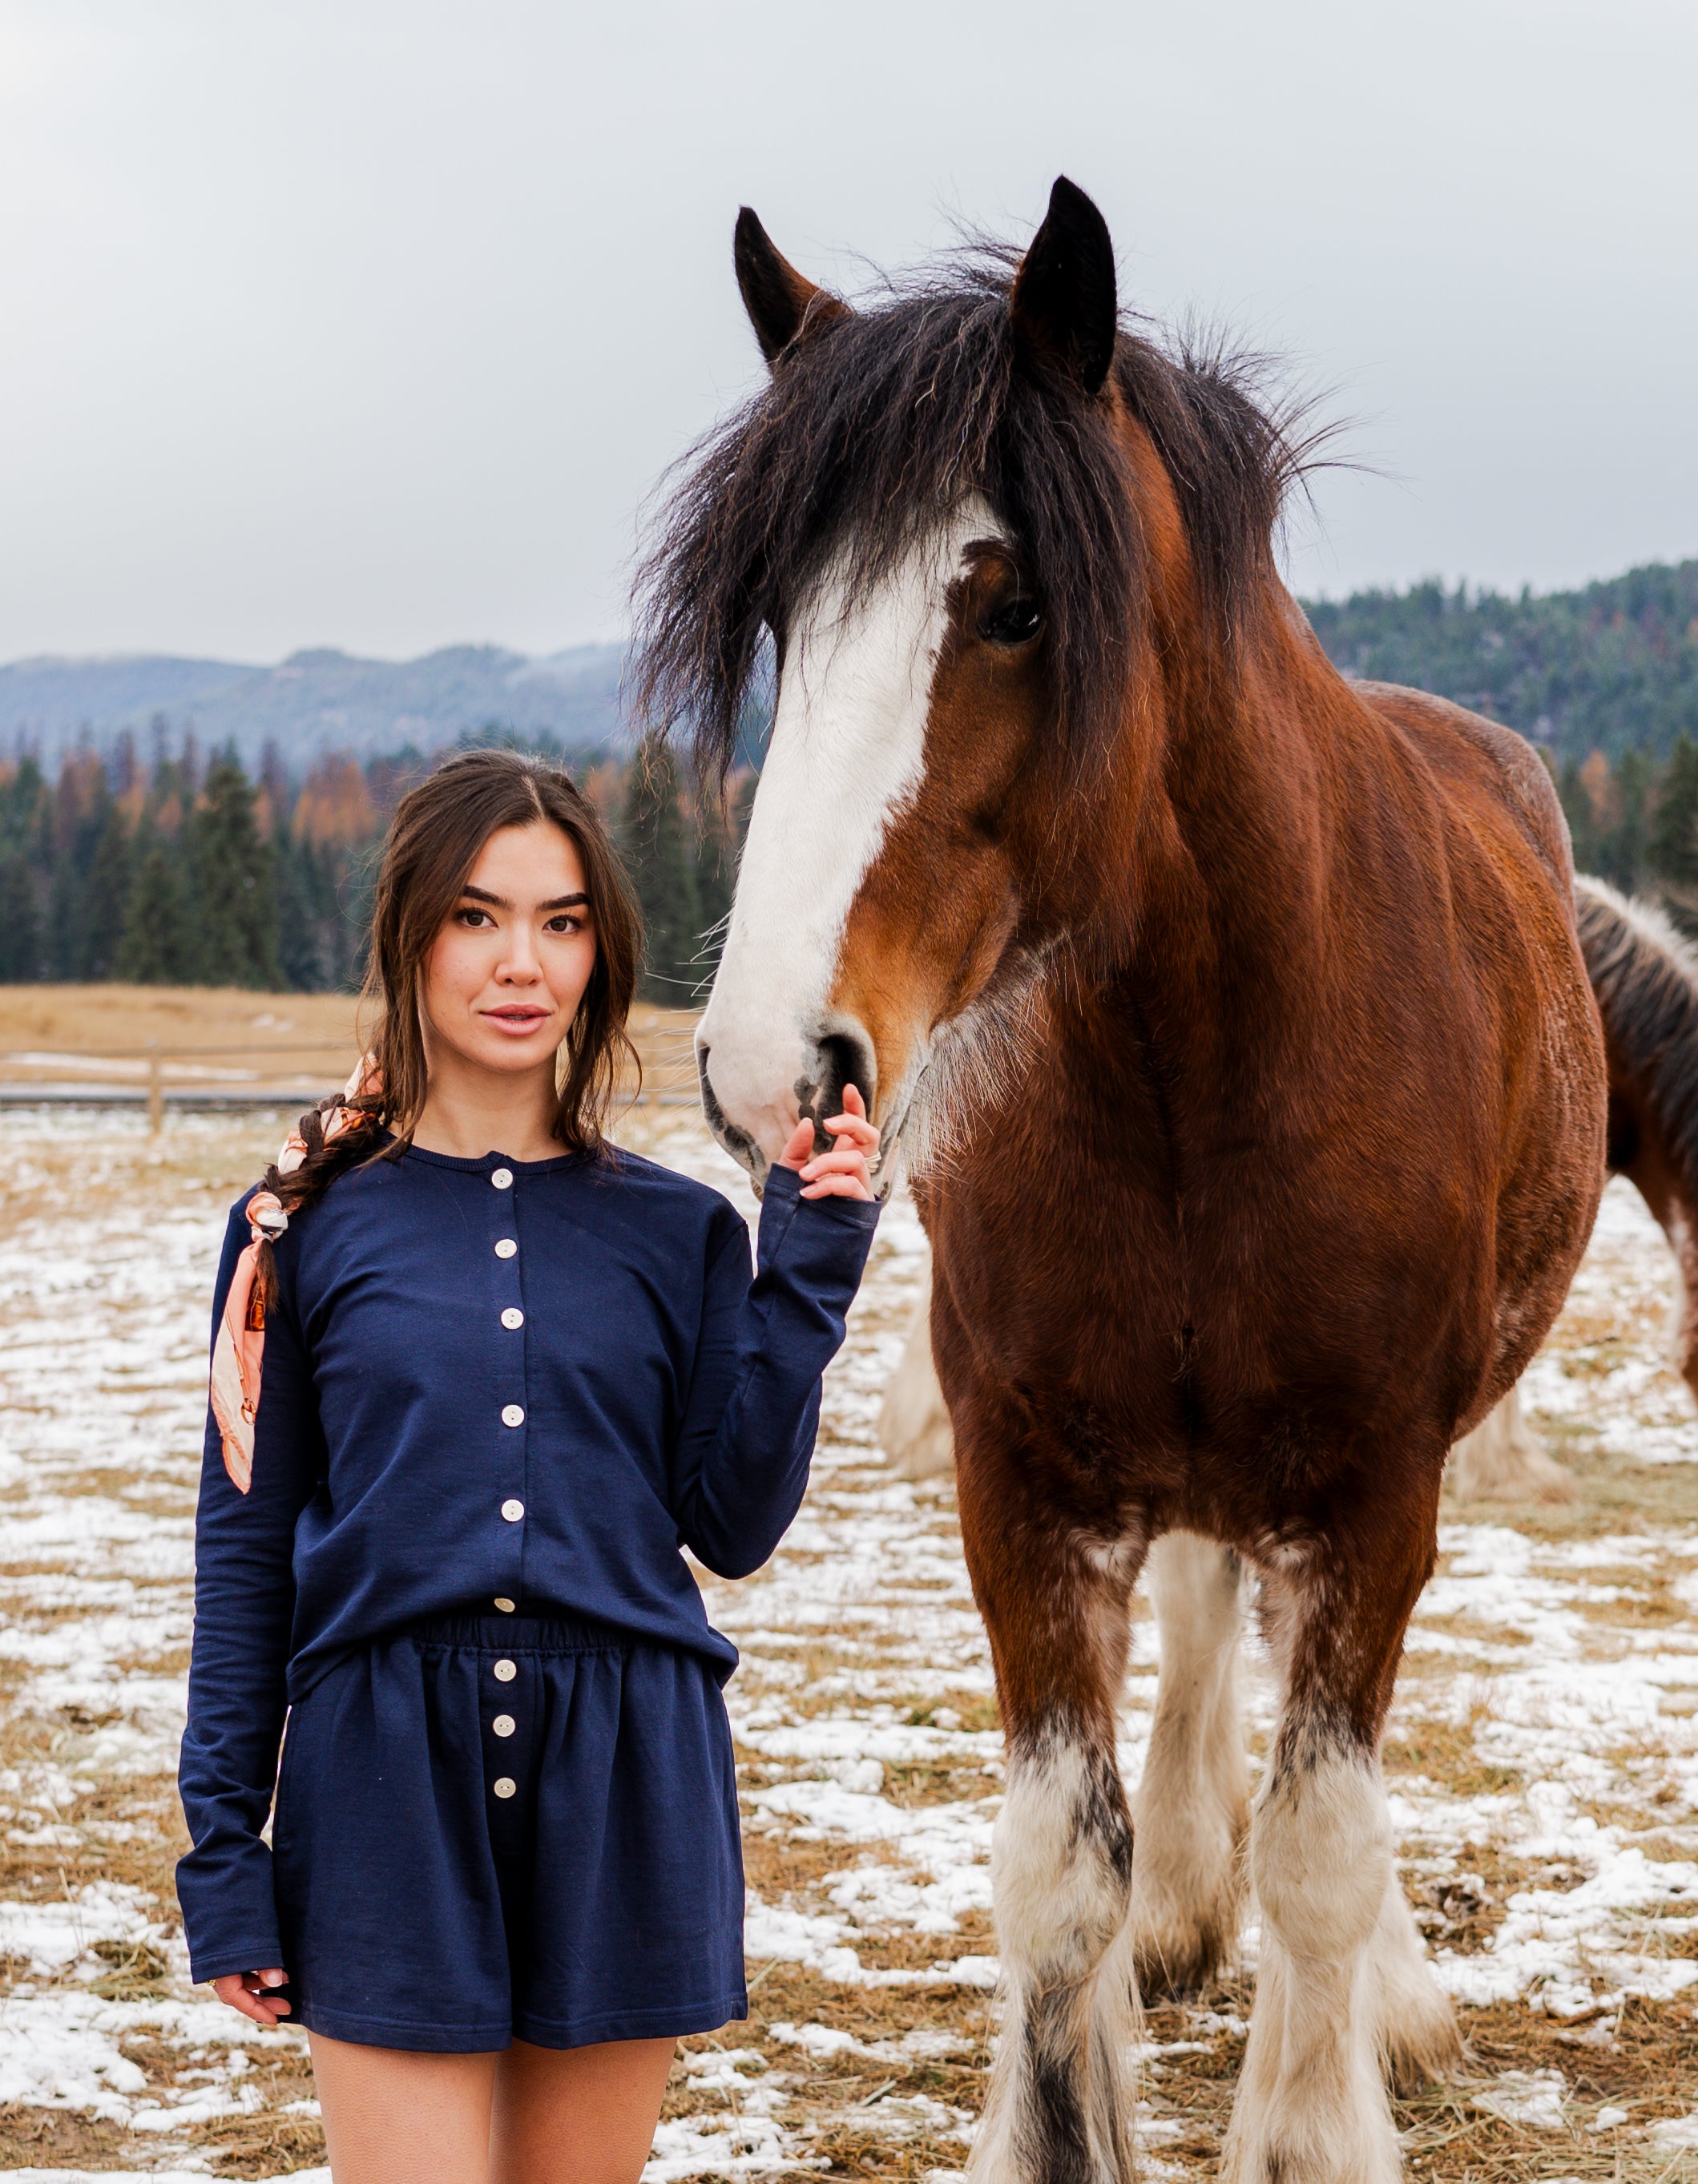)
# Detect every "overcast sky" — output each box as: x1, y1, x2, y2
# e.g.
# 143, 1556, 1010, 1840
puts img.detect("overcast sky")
0, 0, 1694, 664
